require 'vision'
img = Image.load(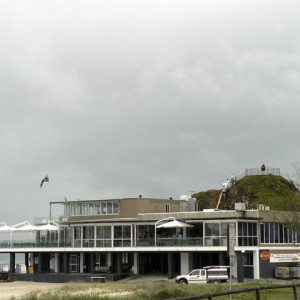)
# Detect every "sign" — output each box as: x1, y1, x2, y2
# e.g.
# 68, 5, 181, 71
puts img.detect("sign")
227, 222, 236, 257
270, 250, 300, 263
260, 251, 270, 260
